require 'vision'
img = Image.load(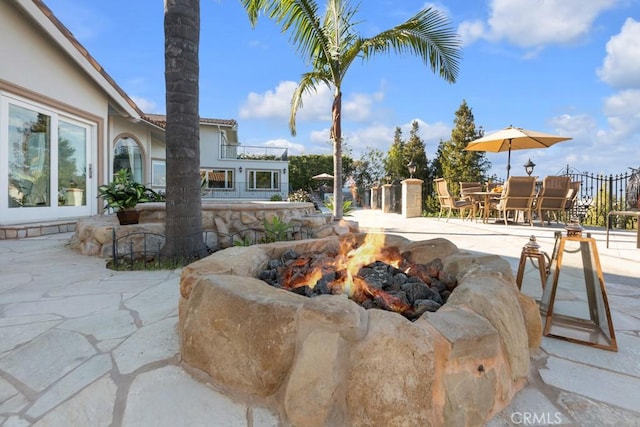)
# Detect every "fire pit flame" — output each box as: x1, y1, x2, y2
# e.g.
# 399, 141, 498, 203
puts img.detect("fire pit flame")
285, 233, 402, 298
269, 233, 450, 320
